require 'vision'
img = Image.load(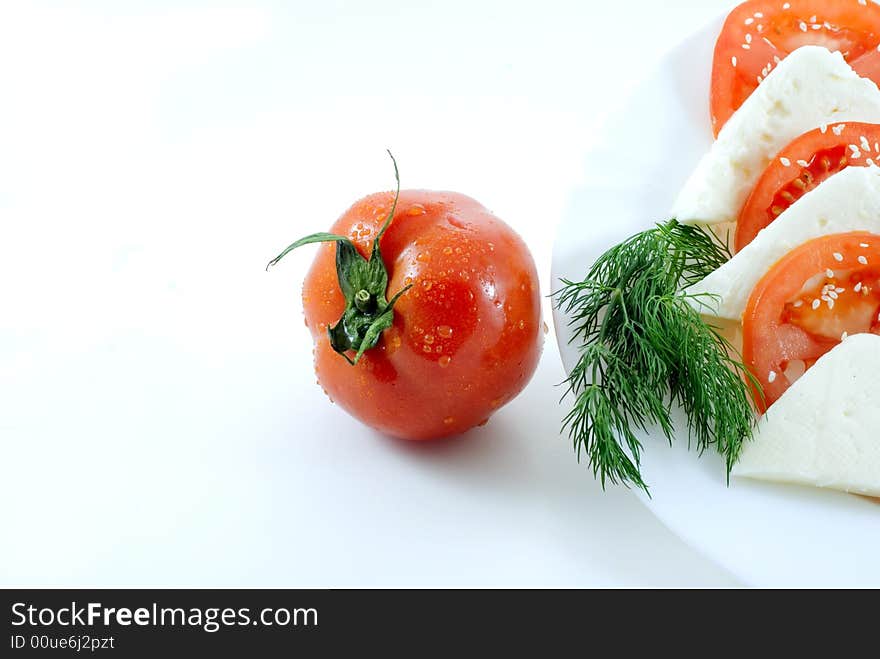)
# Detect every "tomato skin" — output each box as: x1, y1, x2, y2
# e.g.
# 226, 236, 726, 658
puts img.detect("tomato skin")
742, 232, 880, 412
711, 0, 880, 136
735, 122, 880, 251
302, 190, 543, 440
